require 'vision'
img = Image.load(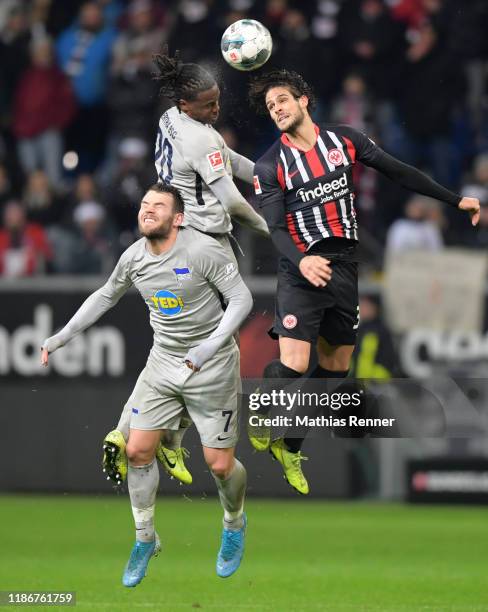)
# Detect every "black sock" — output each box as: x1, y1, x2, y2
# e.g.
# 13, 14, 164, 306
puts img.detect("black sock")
310, 366, 348, 379
255, 359, 302, 416
282, 437, 304, 453
284, 367, 349, 452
